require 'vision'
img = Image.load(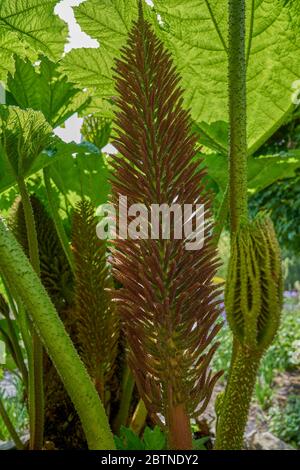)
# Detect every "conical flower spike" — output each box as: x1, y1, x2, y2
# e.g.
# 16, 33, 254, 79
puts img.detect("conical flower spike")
111, 7, 223, 450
